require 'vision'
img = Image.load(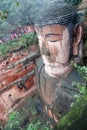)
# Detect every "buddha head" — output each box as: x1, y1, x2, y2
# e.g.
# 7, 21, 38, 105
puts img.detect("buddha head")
35, 0, 83, 76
